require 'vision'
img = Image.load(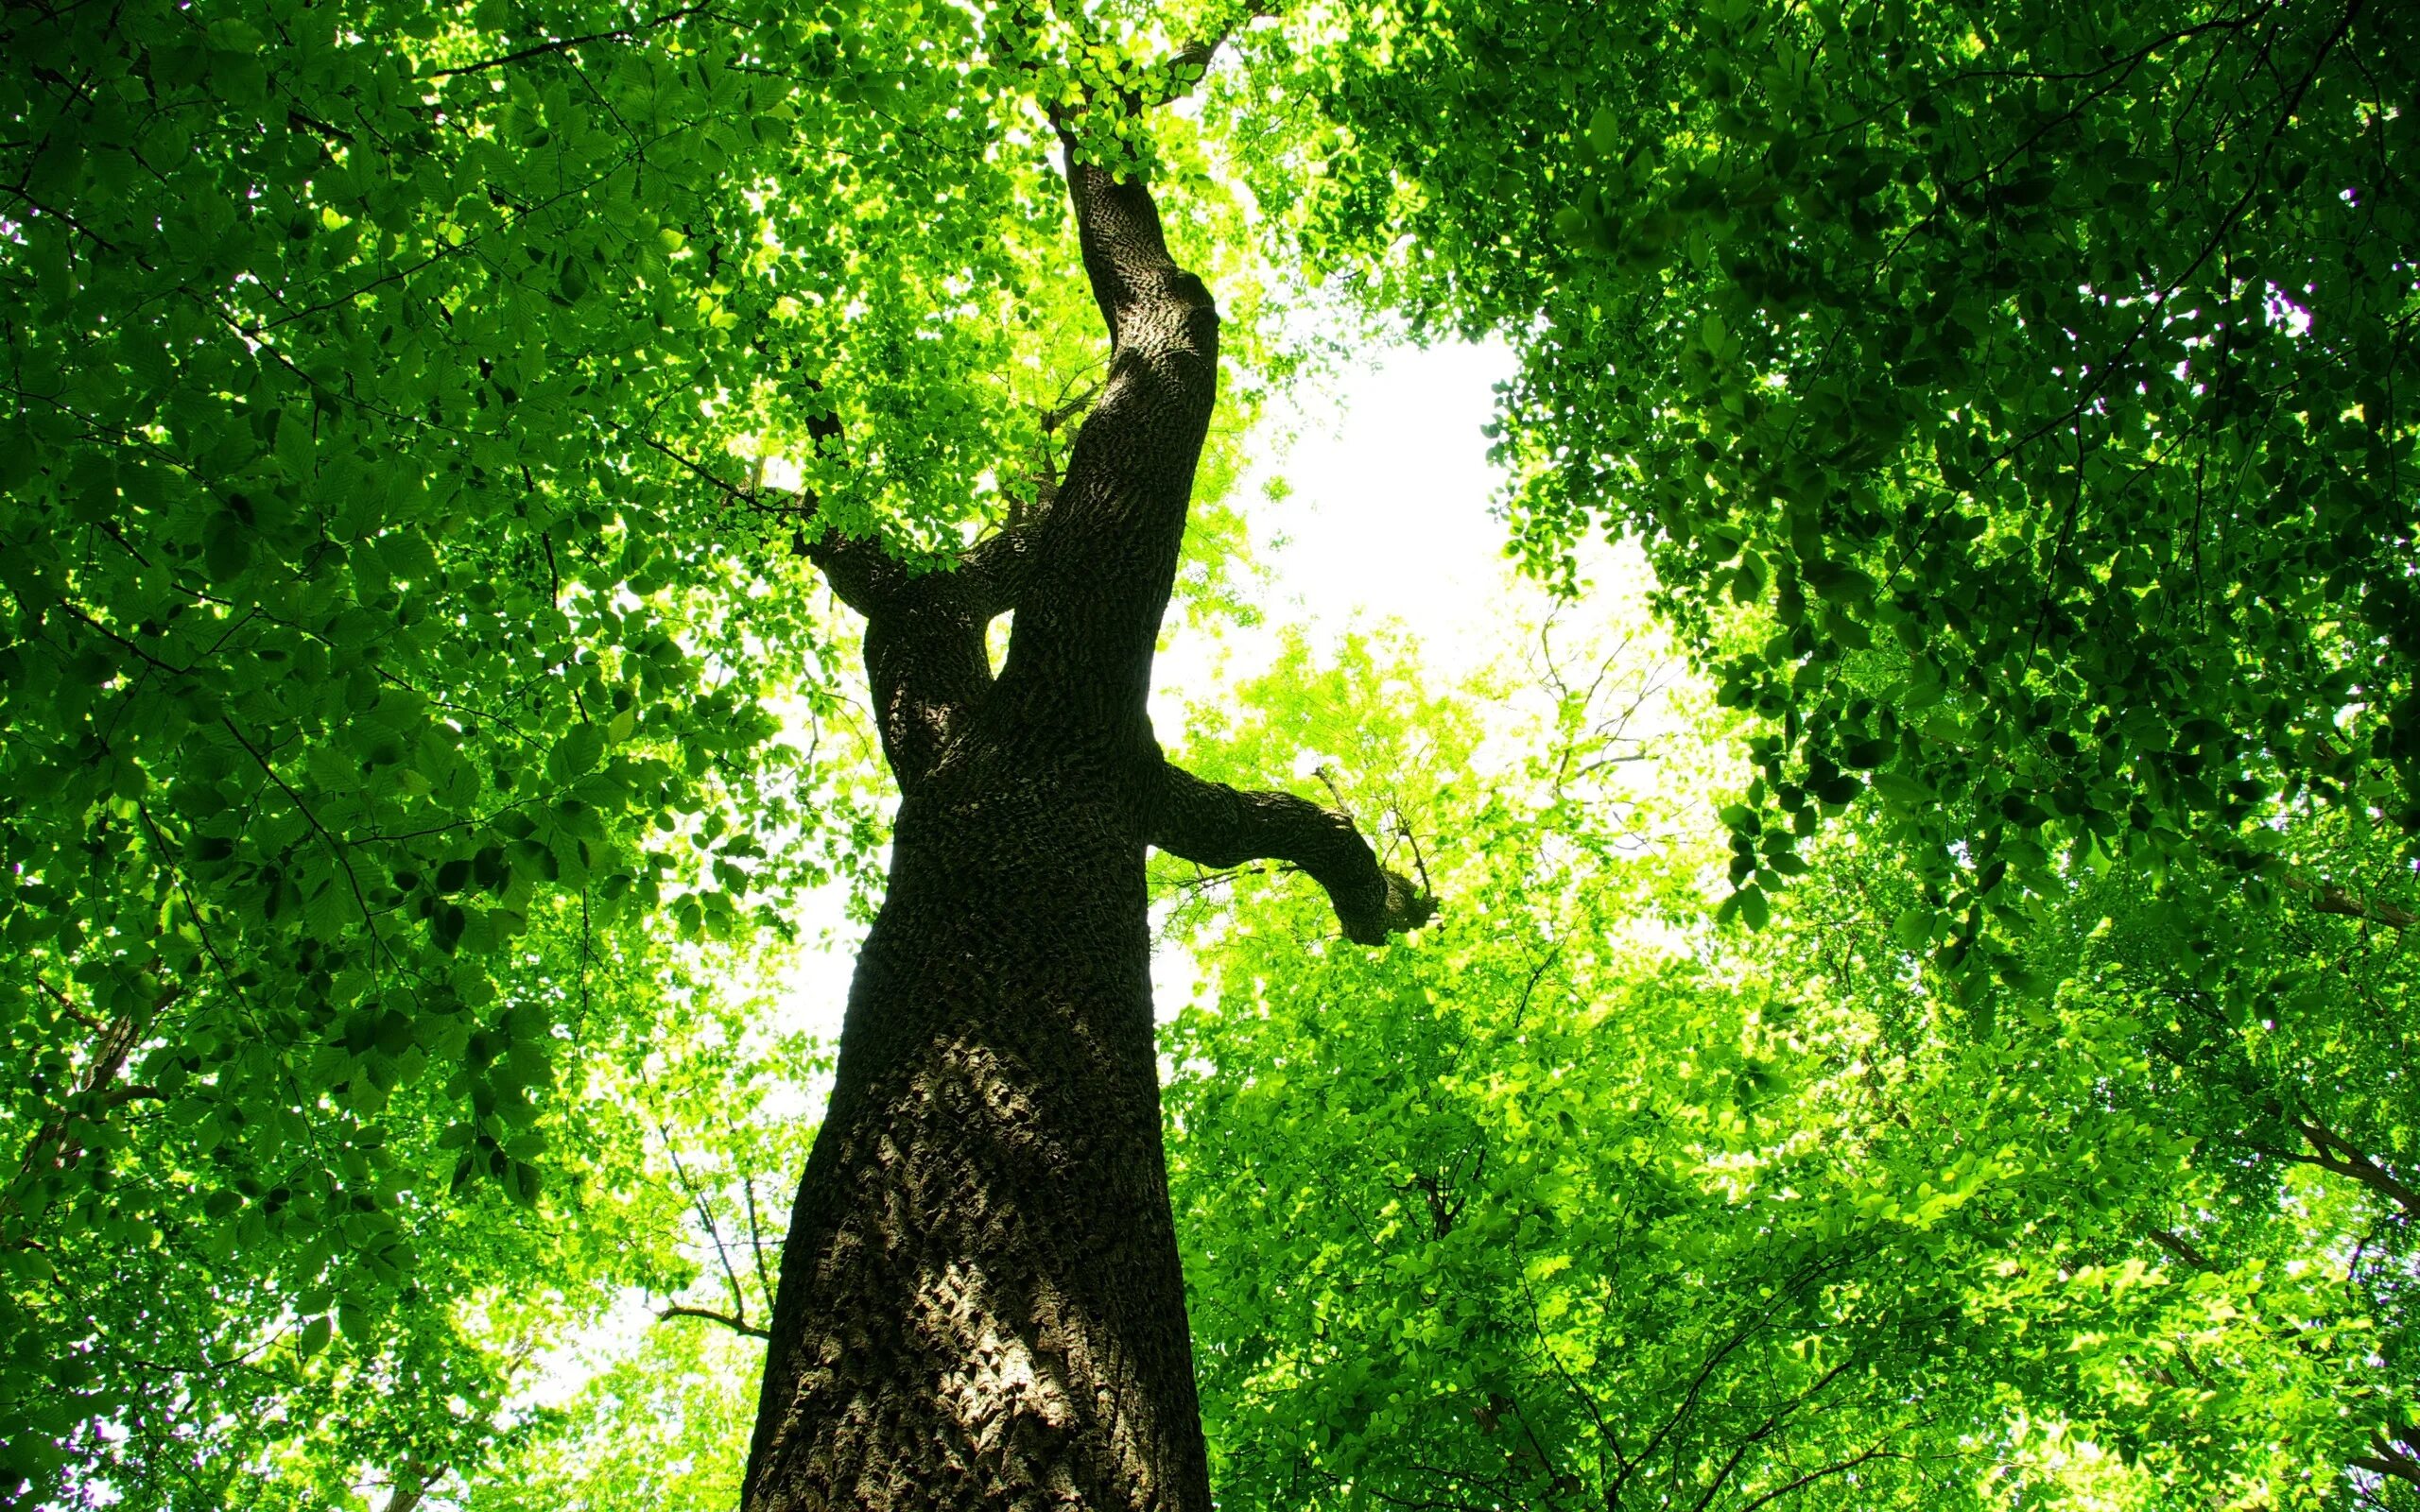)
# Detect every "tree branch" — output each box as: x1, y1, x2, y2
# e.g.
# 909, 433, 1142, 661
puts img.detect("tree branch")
16, 982, 181, 1181
2260, 851, 2417, 929
1028, 21, 1243, 135
2291, 1113, 2420, 1219
1150, 762, 1433, 945
2146, 1228, 2214, 1270
424, 3, 716, 77
378, 1456, 445, 1512
657, 1303, 771, 1340
1057, 132, 1214, 349
1729, 1443, 1896, 1512
2357, 1430, 2420, 1490
713, 391, 998, 790
956, 524, 1046, 616
980, 136, 1220, 741
2308, 881, 2416, 930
